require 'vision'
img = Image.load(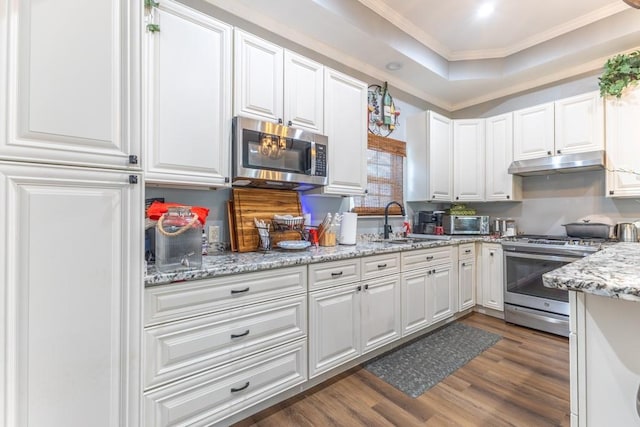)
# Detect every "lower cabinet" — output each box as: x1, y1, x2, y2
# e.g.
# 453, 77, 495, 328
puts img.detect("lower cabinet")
308, 274, 401, 378
481, 243, 504, 311
401, 264, 456, 336
458, 243, 476, 311
142, 266, 308, 426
